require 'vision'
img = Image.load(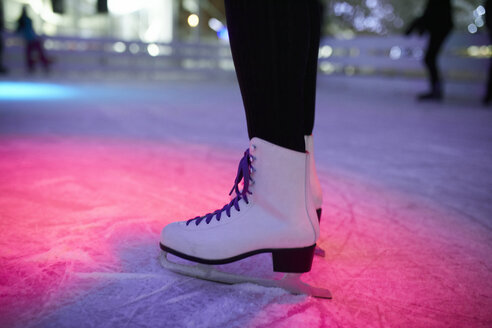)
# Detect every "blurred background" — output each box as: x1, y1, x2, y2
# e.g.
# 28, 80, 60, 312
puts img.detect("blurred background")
1, 3, 492, 327
0, 0, 489, 81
